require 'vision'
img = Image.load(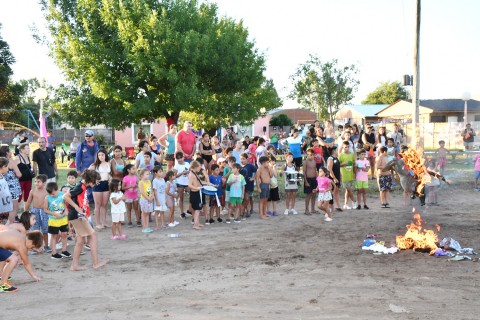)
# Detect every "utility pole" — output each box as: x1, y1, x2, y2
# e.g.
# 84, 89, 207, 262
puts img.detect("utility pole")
411, 0, 421, 149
